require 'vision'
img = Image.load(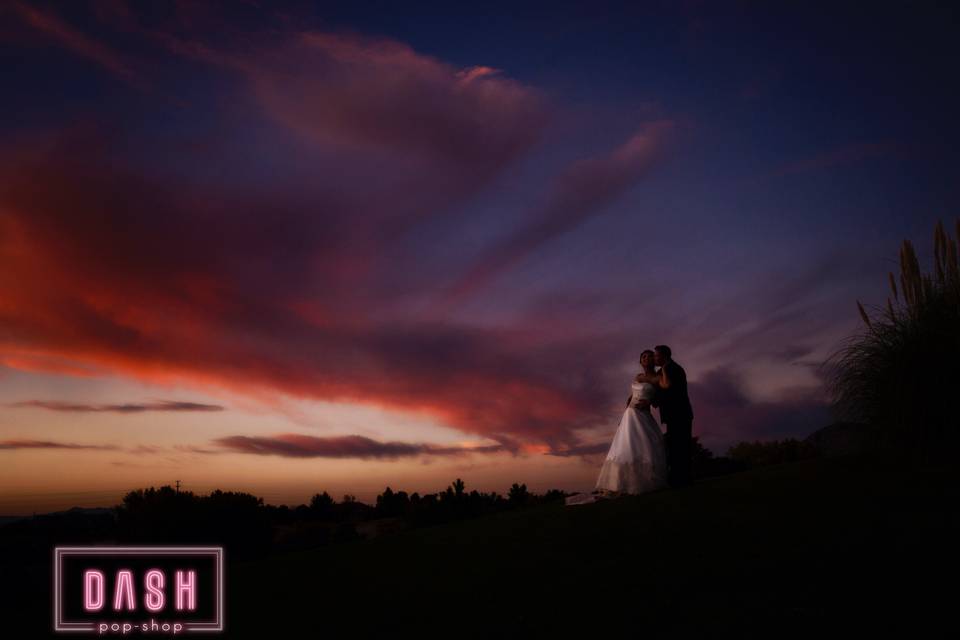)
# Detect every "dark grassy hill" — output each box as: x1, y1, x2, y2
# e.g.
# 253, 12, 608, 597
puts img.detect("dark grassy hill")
229, 456, 956, 637
2, 456, 954, 637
